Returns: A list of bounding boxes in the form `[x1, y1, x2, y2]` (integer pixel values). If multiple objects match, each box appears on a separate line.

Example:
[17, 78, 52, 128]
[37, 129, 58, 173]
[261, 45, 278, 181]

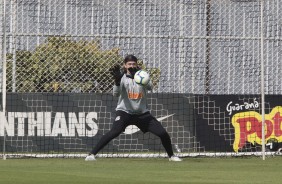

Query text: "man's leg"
[137, 113, 174, 157]
[90, 111, 130, 155]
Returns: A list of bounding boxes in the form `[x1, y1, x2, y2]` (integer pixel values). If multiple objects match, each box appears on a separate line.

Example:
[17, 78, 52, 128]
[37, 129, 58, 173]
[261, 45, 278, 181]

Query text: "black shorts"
[112, 110, 165, 133]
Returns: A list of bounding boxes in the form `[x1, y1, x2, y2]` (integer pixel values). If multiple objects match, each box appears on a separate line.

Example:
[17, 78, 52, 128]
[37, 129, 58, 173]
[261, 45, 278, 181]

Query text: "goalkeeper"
[85, 55, 182, 162]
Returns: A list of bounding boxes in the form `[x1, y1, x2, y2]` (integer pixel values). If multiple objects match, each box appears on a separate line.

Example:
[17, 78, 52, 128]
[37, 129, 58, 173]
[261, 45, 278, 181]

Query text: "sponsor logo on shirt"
[128, 92, 143, 99]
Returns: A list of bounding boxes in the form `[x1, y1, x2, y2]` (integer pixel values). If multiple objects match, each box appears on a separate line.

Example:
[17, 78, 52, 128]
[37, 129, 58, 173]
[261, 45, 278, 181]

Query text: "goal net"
[1, 0, 282, 158]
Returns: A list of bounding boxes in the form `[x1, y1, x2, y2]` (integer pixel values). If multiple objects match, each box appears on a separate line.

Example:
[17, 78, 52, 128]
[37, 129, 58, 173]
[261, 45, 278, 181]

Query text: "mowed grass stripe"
[0, 157, 281, 184]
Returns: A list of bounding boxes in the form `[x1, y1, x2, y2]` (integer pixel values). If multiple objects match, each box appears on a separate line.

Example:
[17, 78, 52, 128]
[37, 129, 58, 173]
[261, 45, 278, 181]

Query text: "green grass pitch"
[0, 156, 281, 184]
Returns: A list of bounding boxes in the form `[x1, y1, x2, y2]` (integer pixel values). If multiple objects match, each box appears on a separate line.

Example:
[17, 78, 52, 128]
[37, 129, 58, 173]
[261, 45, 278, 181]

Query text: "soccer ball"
[134, 70, 150, 85]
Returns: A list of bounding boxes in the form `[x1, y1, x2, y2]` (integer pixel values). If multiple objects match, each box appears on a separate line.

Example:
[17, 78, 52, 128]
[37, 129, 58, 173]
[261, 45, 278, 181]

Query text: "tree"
[6, 36, 160, 93]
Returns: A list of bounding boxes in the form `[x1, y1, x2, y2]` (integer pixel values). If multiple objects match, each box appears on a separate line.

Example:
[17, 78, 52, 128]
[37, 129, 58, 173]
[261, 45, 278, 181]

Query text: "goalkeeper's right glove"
[110, 64, 123, 86]
[127, 66, 141, 78]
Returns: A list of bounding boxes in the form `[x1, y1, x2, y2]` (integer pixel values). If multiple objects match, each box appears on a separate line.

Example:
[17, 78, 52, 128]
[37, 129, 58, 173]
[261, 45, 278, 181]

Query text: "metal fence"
[0, 0, 281, 94]
[1, 0, 282, 159]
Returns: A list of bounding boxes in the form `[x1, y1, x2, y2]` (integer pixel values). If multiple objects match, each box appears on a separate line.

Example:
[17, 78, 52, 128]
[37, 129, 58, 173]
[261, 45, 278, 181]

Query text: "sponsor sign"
[1, 93, 281, 153]
[193, 95, 282, 152]
[0, 93, 193, 152]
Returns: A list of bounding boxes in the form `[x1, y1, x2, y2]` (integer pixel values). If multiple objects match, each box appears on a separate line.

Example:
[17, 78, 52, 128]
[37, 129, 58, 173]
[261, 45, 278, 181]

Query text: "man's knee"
[156, 129, 170, 139]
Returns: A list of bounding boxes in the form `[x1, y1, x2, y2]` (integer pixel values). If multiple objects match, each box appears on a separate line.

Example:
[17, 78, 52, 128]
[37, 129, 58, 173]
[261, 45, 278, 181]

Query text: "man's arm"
[113, 84, 122, 97]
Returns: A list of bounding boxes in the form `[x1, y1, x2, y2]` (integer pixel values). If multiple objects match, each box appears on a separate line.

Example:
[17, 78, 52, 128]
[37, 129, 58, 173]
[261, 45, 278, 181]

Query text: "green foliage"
[6, 50, 34, 92]
[6, 36, 160, 92]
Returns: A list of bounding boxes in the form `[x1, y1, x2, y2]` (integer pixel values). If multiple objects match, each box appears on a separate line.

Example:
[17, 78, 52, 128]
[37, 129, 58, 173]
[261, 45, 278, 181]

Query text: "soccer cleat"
[85, 154, 96, 161]
[169, 155, 182, 162]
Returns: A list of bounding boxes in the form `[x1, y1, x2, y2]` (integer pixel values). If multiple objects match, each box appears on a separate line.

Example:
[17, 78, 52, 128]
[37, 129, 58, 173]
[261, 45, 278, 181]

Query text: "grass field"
[0, 156, 282, 184]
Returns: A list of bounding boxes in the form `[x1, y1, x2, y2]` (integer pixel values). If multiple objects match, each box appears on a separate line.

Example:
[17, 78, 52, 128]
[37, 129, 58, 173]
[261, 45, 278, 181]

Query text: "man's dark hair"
[124, 55, 138, 63]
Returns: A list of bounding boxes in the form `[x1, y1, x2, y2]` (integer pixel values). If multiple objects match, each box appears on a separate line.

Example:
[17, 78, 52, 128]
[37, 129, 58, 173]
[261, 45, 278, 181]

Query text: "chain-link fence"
[1, 0, 282, 158]
[0, 0, 280, 94]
